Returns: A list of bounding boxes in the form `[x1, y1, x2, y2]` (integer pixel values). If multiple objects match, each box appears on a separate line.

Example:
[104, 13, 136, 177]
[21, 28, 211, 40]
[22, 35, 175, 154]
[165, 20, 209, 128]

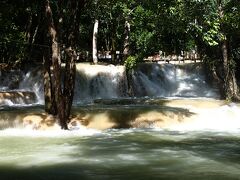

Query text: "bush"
[124, 56, 137, 70]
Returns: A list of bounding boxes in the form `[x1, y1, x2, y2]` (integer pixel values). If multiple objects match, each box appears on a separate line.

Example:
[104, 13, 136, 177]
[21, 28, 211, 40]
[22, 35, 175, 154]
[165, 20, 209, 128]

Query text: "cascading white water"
[131, 63, 219, 98]
[73, 62, 219, 101]
[0, 69, 40, 106]
[1, 64, 240, 180]
[73, 64, 128, 104]
[0, 62, 220, 106]
[19, 67, 44, 104]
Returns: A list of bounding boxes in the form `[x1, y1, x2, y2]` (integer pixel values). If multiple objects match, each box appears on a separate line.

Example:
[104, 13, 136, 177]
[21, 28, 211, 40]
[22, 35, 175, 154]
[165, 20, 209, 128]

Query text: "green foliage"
[0, 0, 29, 64]
[1, 0, 239, 70]
[129, 4, 157, 58]
[124, 55, 137, 70]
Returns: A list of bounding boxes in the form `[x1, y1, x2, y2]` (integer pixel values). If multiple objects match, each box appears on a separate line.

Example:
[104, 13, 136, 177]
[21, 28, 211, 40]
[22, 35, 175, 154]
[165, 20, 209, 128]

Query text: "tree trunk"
[64, 47, 76, 123]
[109, 20, 116, 63]
[92, 19, 99, 64]
[111, 34, 116, 63]
[51, 41, 68, 129]
[43, 48, 56, 115]
[44, 0, 68, 129]
[123, 20, 130, 61]
[25, 12, 33, 43]
[219, 2, 240, 101]
[222, 39, 240, 101]
[126, 69, 134, 97]
[63, 0, 84, 123]
[43, 0, 86, 129]
[41, 2, 55, 114]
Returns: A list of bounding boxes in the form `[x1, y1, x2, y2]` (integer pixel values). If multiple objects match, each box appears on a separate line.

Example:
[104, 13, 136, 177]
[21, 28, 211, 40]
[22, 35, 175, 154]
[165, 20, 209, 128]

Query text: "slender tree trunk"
[42, 0, 56, 115]
[64, 47, 76, 122]
[222, 39, 240, 101]
[92, 19, 99, 64]
[52, 41, 67, 129]
[43, 48, 56, 114]
[63, 0, 84, 123]
[221, 37, 230, 98]
[111, 29, 116, 63]
[126, 69, 134, 97]
[45, 0, 68, 129]
[32, 25, 39, 44]
[123, 20, 130, 61]
[219, 2, 240, 101]
[43, 0, 86, 129]
[25, 12, 33, 43]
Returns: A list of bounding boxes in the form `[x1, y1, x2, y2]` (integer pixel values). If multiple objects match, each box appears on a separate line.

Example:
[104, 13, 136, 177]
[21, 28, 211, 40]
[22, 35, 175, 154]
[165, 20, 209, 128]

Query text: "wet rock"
[0, 91, 37, 105]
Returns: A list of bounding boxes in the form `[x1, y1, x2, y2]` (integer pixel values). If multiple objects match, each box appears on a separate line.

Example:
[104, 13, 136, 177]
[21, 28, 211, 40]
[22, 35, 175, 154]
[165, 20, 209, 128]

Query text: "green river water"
[1, 63, 240, 179]
[0, 121, 240, 179]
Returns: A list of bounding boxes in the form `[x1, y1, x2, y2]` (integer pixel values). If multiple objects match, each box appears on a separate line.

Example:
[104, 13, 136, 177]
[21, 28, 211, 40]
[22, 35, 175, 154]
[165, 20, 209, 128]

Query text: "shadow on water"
[181, 135, 240, 164]
[72, 98, 195, 129]
[1, 165, 237, 180]
[0, 165, 209, 180]
[107, 106, 193, 128]
[0, 64, 233, 179]
[0, 133, 240, 180]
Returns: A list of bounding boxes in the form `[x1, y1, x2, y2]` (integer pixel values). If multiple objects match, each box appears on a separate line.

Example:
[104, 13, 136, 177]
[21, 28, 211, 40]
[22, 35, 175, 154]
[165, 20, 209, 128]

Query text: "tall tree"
[92, 19, 99, 64]
[184, 0, 240, 100]
[43, 0, 86, 129]
[218, 0, 240, 100]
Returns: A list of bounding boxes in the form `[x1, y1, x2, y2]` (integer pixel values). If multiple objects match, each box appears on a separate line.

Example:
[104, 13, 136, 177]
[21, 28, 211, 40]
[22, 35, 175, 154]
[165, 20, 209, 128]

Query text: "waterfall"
[0, 68, 41, 106]
[73, 64, 128, 104]
[19, 67, 44, 104]
[131, 63, 219, 98]
[0, 63, 220, 106]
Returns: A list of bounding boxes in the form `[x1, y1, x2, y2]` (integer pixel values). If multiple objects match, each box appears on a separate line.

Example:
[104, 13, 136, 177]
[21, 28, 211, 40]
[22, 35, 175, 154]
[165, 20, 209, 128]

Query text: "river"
[0, 63, 239, 180]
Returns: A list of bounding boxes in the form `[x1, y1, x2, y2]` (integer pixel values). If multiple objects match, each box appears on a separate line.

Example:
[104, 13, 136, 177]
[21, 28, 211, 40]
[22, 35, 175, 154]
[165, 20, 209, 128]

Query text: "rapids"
[0, 62, 219, 106]
[0, 128, 240, 180]
[0, 62, 240, 179]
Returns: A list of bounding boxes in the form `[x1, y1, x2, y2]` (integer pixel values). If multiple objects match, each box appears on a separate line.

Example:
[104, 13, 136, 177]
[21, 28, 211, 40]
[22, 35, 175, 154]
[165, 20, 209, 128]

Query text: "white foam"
[168, 104, 240, 132]
[0, 126, 101, 138]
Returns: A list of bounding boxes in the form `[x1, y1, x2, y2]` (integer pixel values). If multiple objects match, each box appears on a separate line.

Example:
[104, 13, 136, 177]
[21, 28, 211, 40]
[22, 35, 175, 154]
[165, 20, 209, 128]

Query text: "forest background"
[0, 0, 239, 129]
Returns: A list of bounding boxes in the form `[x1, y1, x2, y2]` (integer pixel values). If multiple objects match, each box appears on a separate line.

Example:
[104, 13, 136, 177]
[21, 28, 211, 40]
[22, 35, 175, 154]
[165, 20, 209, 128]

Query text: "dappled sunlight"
[1, 0, 240, 179]
[0, 129, 240, 179]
